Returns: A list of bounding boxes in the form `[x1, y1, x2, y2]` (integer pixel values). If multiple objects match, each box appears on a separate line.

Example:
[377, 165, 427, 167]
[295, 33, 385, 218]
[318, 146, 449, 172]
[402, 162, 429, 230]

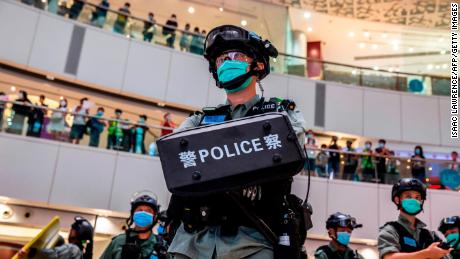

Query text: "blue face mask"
[446, 233, 460, 250]
[401, 198, 422, 215]
[217, 60, 252, 93]
[365, 144, 371, 149]
[378, 143, 385, 148]
[139, 118, 145, 124]
[415, 149, 421, 155]
[133, 211, 154, 228]
[336, 231, 351, 246]
[96, 111, 104, 117]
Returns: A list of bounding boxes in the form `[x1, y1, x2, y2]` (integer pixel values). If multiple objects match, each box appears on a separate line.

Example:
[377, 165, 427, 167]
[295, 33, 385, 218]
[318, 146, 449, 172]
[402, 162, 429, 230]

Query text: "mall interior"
[0, 0, 458, 258]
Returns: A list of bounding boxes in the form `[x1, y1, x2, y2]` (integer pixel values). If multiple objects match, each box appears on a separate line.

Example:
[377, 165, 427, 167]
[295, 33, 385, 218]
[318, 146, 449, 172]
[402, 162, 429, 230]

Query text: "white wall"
[0, 0, 457, 149]
[1, 133, 459, 244]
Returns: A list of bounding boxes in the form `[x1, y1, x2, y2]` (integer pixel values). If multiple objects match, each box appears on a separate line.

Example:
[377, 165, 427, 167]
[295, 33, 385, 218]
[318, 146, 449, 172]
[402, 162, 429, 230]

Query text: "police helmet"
[204, 25, 278, 83]
[71, 216, 94, 242]
[438, 216, 460, 234]
[130, 190, 160, 215]
[391, 178, 427, 204]
[326, 212, 362, 230]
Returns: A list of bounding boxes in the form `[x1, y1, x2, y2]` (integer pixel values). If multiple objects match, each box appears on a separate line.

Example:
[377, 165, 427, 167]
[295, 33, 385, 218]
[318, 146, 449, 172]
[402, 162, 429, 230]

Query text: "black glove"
[121, 243, 141, 259]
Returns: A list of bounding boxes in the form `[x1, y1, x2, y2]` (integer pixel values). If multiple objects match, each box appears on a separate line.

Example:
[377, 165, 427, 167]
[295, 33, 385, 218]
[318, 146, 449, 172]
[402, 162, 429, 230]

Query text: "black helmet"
[204, 25, 278, 84]
[391, 178, 427, 204]
[71, 216, 94, 242]
[130, 194, 160, 214]
[438, 216, 460, 234]
[326, 212, 362, 230]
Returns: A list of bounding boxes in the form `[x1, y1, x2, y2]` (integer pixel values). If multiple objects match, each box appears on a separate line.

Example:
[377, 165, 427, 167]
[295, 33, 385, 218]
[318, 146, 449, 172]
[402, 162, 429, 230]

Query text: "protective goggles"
[443, 216, 460, 225]
[215, 51, 252, 67]
[336, 218, 362, 229]
[205, 26, 252, 49]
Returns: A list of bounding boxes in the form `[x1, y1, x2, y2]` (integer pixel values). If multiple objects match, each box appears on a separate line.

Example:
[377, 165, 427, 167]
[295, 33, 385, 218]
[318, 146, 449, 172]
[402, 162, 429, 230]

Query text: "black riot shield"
[156, 112, 306, 196]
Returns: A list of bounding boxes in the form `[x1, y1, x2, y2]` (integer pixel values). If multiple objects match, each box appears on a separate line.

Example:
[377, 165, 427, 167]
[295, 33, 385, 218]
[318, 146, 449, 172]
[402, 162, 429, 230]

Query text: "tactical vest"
[384, 221, 434, 253]
[315, 245, 359, 259]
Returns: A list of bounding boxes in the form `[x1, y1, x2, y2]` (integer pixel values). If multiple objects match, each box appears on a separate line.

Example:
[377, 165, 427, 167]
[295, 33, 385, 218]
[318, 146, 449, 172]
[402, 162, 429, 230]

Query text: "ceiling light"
[438, 38, 444, 42]
[10, 86, 16, 92]
[363, 31, 370, 38]
[219, 7, 224, 12]
[371, 44, 378, 49]
[381, 33, 388, 38]
[442, 64, 448, 69]
[307, 27, 313, 32]
[348, 32, 355, 38]
[392, 45, 399, 51]
[351, 69, 357, 75]
[303, 12, 311, 19]
[435, 65, 441, 69]
[188, 6, 195, 14]
[408, 47, 414, 52]
[427, 64, 434, 70]
[440, 50, 447, 55]
[388, 67, 394, 72]
[373, 66, 379, 71]
[358, 43, 366, 49]
[59, 96, 64, 100]
[241, 20, 247, 26]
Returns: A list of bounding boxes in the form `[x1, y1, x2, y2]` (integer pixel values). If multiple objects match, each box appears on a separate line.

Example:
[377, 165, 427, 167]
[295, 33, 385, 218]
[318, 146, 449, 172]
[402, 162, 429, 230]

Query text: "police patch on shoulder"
[403, 236, 417, 247]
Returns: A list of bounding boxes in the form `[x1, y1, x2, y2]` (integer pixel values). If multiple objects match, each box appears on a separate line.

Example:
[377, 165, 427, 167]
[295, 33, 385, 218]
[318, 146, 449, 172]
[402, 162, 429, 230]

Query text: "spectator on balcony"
[120, 118, 133, 151]
[449, 151, 459, 171]
[143, 12, 156, 42]
[131, 115, 150, 154]
[304, 130, 317, 173]
[343, 140, 358, 181]
[27, 94, 48, 138]
[163, 14, 178, 48]
[179, 23, 191, 52]
[57, 1, 69, 17]
[316, 144, 329, 178]
[47, 0, 59, 14]
[375, 139, 391, 184]
[91, 0, 110, 28]
[113, 2, 131, 35]
[411, 145, 426, 183]
[190, 27, 202, 55]
[199, 29, 207, 54]
[69, 98, 90, 145]
[361, 141, 375, 183]
[386, 150, 400, 185]
[328, 136, 340, 178]
[68, 0, 84, 20]
[161, 112, 175, 136]
[0, 92, 8, 130]
[88, 107, 107, 147]
[107, 108, 123, 150]
[8, 90, 32, 135]
[48, 98, 68, 141]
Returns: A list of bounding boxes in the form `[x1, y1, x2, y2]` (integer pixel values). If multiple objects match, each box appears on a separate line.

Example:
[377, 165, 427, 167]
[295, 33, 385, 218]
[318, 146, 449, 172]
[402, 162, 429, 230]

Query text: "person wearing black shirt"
[375, 139, 391, 184]
[328, 136, 340, 179]
[163, 14, 178, 48]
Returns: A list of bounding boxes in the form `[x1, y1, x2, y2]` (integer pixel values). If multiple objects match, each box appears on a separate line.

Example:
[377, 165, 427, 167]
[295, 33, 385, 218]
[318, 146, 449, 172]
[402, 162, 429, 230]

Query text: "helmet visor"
[336, 217, 362, 229]
[443, 216, 460, 225]
[205, 26, 249, 51]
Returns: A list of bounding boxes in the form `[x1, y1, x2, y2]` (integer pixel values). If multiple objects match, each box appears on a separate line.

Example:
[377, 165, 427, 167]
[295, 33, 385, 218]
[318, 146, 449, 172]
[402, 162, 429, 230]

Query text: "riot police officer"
[166, 25, 307, 259]
[439, 216, 460, 258]
[378, 178, 452, 259]
[314, 212, 363, 259]
[100, 191, 169, 259]
[19, 216, 94, 259]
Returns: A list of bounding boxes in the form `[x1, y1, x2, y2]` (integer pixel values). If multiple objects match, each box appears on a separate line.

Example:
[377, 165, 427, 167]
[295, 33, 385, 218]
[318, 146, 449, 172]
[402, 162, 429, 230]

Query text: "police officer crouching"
[378, 178, 453, 259]
[315, 212, 363, 259]
[100, 192, 169, 259]
[19, 216, 94, 259]
[166, 25, 308, 259]
[439, 216, 460, 258]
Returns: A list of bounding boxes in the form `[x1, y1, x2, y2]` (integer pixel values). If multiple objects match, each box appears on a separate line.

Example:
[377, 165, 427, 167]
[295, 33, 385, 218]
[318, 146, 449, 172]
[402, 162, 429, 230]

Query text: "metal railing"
[15, 0, 451, 97]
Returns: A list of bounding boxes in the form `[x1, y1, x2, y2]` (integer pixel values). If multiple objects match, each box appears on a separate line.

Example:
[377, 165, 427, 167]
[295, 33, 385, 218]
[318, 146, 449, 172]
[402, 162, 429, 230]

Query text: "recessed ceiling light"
[241, 20, 247, 26]
[363, 31, 370, 38]
[188, 6, 195, 14]
[371, 44, 378, 49]
[435, 65, 441, 69]
[358, 43, 366, 49]
[381, 33, 388, 38]
[348, 32, 355, 38]
[303, 12, 311, 19]
[442, 64, 448, 69]
[408, 47, 414, 52]
[440, 50, 447, 55]
[219, 7, 224, 12]
[373, 66, 379, 71]
[10, 86, 16, 92]
[388, 67, 394, 72]
[438, 38, 444, 42]
[351, 69, 357, 75]
[307, 27, 313, 32]
[427, 64, 434, 70]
